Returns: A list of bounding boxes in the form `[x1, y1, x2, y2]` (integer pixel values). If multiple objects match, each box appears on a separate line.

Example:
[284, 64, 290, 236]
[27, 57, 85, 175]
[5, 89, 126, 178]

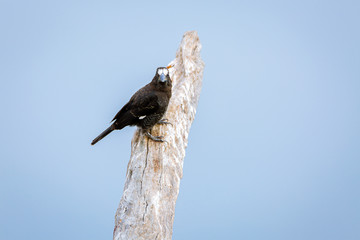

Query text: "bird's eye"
[164, 69, 168, 75]
[157, 69, 162, 75]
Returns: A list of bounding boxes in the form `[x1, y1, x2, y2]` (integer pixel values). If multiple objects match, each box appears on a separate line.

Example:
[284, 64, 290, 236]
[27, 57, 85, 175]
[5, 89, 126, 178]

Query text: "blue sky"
[1, 0, 359, 239]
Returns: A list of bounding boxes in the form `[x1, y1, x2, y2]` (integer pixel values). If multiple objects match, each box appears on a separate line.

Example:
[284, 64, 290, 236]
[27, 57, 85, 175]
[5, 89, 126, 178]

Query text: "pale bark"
[113, 31, 204, 240]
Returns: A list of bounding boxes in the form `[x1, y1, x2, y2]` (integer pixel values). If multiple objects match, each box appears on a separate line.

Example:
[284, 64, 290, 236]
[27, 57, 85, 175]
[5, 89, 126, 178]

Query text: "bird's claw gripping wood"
[157, 119, 173, 126]
[144, 131, 166, 143]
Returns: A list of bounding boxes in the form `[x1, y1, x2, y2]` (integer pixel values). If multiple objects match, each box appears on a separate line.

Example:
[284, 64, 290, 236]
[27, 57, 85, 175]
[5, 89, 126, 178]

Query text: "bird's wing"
[111, 101, 130, 122]
[112, 92, 159, 122]
[129, 93, 160, 118]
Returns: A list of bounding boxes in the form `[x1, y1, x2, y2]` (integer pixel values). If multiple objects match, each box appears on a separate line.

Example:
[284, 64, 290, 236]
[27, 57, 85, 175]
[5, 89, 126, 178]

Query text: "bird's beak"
[160, 73, 166, 82]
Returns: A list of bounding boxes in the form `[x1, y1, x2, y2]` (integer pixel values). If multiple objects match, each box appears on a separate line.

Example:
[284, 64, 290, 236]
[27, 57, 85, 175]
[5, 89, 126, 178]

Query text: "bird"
[91, 66, 173, 145]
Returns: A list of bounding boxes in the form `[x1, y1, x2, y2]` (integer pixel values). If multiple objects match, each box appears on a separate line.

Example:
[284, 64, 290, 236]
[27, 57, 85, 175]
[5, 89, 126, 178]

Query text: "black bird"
[91, 66, 172, 145]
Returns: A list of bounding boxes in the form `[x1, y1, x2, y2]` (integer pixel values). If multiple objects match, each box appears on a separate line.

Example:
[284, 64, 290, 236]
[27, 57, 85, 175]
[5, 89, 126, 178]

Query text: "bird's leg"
[157, 119, 173, 126]
[144, 130, 166, 142]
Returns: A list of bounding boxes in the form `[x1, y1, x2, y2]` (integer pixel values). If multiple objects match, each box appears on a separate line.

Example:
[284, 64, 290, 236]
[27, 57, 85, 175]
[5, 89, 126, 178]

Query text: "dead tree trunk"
[113, 31, 204, 240]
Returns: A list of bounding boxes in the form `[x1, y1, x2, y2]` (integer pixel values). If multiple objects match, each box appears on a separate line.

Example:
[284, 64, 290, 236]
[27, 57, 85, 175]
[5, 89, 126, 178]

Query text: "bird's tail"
[91, 125, 115, 145]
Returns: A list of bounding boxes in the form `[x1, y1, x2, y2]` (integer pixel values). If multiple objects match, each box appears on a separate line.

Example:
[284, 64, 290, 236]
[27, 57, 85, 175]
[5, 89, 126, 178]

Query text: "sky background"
[1, 0, 360, 239]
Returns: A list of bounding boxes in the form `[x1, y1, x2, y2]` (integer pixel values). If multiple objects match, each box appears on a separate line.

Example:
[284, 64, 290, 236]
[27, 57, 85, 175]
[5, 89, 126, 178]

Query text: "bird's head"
[153, 66, 172, 88]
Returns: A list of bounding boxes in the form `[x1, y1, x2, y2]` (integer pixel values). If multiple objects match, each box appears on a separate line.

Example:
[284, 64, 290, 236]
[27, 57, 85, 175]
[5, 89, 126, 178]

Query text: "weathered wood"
[113, 31, 204, 240]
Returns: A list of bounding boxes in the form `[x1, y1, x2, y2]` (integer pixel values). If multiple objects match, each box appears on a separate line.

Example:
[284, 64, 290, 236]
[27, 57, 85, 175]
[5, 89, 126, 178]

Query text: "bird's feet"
[144, 131, 166, 142]
[157, 119, 173, 126]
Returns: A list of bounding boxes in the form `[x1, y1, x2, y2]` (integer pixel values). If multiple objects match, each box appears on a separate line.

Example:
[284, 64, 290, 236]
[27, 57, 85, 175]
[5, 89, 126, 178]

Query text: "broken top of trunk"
[113, 31, 204, 240]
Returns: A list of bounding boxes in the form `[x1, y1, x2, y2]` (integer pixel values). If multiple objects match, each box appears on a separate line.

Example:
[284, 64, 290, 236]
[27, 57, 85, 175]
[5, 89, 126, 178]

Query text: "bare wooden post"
[113, 31, 204, 240]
